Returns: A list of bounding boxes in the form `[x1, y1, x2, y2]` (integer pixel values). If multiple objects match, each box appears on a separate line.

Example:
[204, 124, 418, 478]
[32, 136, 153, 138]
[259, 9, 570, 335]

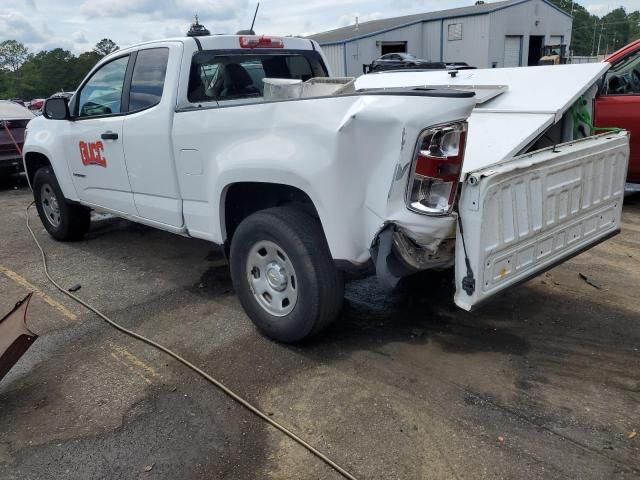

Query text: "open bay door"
[454, 132, 629, 311]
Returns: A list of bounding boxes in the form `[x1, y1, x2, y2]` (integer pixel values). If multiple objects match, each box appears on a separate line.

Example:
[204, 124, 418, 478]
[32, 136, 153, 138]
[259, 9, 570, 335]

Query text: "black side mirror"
[43, 97, 70, 120]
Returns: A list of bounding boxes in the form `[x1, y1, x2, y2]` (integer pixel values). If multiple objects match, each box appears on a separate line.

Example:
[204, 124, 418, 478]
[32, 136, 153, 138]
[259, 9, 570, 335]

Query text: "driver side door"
[595, 48, 640, 183]
[64, 54, 137, 215]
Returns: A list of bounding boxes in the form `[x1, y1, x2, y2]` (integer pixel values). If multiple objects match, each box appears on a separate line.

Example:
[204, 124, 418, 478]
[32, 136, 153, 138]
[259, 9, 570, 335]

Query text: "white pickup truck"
[24, 34, 629, 343]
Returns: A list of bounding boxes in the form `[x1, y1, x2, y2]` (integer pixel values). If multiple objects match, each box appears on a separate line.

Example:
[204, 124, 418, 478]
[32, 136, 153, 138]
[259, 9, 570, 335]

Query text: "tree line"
[1, 0, 640, 99]
[549, 1, 640, 56]
[0, 39, 118, 101]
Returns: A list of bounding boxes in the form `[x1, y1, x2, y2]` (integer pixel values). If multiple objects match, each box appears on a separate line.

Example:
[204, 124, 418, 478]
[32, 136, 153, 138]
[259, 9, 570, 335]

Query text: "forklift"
[539, 44, 568, 65]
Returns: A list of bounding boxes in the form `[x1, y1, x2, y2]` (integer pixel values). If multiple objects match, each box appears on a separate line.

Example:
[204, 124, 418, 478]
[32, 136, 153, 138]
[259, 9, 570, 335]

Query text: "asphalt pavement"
[1, 176, 639, 479]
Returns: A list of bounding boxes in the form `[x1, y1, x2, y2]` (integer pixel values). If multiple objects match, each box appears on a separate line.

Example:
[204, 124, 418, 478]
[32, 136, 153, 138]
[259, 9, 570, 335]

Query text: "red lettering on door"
[79, 140, 107, 167]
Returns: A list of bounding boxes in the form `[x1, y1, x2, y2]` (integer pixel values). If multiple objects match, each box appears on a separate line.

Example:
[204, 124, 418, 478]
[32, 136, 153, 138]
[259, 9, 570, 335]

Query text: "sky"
[2, 0, 640, 54]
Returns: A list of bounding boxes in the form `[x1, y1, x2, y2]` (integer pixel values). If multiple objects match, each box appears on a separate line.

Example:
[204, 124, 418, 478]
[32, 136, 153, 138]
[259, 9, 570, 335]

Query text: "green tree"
[550, 1, 640, 56]
[0, 40, 28, 72]
[93, 38, 119, 57]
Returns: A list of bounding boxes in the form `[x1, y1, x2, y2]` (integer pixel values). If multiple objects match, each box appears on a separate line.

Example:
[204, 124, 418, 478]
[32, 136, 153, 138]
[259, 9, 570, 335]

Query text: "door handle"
[101, 131, 118, 140]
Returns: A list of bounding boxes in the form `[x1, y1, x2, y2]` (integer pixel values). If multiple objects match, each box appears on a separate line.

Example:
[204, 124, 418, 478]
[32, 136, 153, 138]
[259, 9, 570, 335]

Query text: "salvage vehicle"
[367, 53, 444, 73]
[0, 100, 34, 177]
[596, 38, 640, 187]
[23, 34, 630, 343]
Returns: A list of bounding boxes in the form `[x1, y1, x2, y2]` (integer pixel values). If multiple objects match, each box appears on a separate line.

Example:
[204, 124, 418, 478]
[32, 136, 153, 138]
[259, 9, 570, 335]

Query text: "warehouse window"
[448, 23, 463, 41]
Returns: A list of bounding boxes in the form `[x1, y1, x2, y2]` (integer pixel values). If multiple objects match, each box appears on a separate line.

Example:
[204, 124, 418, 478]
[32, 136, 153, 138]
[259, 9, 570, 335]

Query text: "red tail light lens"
[239, 36, 284, 49]
[406, 122, 467, 215]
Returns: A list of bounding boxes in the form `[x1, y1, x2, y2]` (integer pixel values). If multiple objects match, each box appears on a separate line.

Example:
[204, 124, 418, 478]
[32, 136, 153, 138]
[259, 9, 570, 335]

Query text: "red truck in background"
[595, 39, 640, 185]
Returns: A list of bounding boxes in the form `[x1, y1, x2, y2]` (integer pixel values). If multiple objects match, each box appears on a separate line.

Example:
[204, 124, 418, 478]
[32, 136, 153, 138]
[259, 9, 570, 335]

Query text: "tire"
[33, 166, 90, 241]
[230, 206, 344, 343]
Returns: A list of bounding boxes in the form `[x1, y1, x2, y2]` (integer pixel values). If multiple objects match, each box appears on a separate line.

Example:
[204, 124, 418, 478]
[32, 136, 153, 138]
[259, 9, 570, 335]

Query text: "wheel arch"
[221, 182, 326, 251]
[24, 152, 51, 187]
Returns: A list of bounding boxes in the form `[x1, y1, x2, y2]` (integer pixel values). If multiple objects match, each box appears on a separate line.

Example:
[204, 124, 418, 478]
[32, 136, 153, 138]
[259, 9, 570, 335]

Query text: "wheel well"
[223, 183, 320, 243]
[24, 152, 51, 185]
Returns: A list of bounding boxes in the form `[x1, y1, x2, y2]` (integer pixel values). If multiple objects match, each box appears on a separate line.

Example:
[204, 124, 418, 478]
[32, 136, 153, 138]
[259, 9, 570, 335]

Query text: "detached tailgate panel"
[455, 132, 629, 311]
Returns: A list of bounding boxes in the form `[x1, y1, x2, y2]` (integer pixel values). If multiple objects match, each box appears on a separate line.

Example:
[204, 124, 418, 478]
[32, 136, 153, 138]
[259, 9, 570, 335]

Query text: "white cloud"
[3, 0, 640, 54]
[0, 10, 45, 44]
[72, 30, 88, 43]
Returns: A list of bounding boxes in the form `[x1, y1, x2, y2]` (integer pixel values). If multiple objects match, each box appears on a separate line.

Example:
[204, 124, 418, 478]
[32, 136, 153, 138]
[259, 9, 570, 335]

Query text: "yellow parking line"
[0, 264, 77, 321]
[109, 343, 159, 381]
[109, 352, 153, 385]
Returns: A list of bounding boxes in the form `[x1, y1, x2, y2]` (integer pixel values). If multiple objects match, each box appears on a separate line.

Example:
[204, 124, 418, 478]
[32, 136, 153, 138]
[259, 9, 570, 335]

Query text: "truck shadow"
[307, 274, 532, 357]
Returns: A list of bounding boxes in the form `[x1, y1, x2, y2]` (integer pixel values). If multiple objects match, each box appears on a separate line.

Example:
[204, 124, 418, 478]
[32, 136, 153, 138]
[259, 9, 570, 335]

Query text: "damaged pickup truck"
[23, 34, 629, 342]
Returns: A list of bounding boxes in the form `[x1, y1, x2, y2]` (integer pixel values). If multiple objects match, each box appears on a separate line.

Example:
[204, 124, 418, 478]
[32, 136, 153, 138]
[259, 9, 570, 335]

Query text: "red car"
[595, 39, 640, 185]
[0, 100, 34, 177]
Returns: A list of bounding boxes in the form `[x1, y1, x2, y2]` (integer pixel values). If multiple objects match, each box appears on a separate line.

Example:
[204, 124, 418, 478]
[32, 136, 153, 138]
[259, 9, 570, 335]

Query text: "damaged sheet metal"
[0, 293, 38, 381]
[374, 223, 456, 290]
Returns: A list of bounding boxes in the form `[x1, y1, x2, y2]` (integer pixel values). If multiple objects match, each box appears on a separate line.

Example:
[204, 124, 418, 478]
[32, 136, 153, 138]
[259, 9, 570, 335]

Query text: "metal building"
[309, 0, 573, 76]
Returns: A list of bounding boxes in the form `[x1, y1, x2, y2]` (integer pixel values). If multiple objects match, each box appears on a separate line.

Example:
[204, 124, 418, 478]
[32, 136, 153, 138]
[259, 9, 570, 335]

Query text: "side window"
[129, 48, 169, 111]
[605, 50, 640, 95]
[77, 56, 129, 117]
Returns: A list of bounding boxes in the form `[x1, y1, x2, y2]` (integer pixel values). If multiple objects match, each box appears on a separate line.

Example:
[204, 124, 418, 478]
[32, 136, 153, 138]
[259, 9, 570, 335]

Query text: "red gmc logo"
[79, 141, 107, 167]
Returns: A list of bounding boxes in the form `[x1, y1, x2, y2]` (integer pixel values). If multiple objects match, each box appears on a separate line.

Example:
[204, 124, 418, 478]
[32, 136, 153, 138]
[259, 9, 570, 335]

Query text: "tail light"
[239, 36, 284, 49]
[406, 122, 467, 215]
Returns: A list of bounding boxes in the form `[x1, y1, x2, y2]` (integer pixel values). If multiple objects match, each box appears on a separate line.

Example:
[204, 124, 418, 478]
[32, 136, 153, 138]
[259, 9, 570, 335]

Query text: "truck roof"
[111, 35, 319, 57]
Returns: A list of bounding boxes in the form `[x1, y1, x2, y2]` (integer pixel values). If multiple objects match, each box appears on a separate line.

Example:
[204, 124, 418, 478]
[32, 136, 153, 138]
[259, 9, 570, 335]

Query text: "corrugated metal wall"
[345, 23, 424, 76]
[318, 0, 572, 75]
[423, 21, 441, 62]
[321, 44, 345, 76]
[489, 0, 573, 67]
[441, 14, 491, 67]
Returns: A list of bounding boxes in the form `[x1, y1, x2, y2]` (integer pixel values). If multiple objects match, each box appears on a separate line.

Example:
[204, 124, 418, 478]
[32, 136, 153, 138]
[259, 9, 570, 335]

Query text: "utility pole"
[591, 18, 597, 56]
[596, 19, 605, 57]
[611, 31, 616, 54]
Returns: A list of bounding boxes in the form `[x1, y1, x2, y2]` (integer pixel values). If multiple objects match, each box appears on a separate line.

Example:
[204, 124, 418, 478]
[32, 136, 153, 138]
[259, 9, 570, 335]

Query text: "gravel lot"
[1, 177, 639, 480]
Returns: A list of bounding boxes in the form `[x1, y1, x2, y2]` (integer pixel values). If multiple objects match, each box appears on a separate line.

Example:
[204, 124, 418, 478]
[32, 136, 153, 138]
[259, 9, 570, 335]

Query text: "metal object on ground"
[0, 293, 38, 381]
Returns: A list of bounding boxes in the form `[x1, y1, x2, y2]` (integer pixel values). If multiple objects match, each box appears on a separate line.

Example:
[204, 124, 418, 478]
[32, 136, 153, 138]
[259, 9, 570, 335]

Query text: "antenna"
[237, 3, 260, 35]
[250, 3, 260, 32]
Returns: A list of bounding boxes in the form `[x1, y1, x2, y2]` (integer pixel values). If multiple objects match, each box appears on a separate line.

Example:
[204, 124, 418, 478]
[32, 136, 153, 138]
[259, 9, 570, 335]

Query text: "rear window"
[188, 51, 328, 104]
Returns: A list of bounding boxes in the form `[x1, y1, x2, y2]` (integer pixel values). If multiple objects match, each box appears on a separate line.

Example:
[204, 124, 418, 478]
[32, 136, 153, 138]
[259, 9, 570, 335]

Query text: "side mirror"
[43, 97, 70, 120]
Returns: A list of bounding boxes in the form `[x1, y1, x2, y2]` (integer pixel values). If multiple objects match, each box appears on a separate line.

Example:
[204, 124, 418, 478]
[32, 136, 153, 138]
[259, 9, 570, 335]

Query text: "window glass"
[129, 48, 169, 111]
[78, 56, 129, 117]
[605, 51, 640, 95]
[188, 52, 328, 103]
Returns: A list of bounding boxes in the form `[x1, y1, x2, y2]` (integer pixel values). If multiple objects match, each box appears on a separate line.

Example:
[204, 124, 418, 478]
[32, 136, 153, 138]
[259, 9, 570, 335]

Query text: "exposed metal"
[0, 293, 37, 381]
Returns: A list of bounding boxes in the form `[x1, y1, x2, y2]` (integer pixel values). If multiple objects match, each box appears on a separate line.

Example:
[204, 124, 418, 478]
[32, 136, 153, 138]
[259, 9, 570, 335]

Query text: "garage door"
[504, 36, 522, 67]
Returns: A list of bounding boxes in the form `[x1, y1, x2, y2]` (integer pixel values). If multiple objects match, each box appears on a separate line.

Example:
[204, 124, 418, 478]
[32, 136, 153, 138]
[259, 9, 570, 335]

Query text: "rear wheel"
[230, 206, 343, 343]
[33, 167, 90, 241]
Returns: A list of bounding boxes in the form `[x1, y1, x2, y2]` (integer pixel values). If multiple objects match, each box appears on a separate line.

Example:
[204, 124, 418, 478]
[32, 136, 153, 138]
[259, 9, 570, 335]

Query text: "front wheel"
[230, 206, 344, 343]
[33, 166, 90, 241]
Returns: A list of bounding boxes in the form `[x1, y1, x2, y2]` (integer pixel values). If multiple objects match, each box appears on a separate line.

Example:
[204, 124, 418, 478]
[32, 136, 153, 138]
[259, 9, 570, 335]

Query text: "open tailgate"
[454, 131, 629, 311]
